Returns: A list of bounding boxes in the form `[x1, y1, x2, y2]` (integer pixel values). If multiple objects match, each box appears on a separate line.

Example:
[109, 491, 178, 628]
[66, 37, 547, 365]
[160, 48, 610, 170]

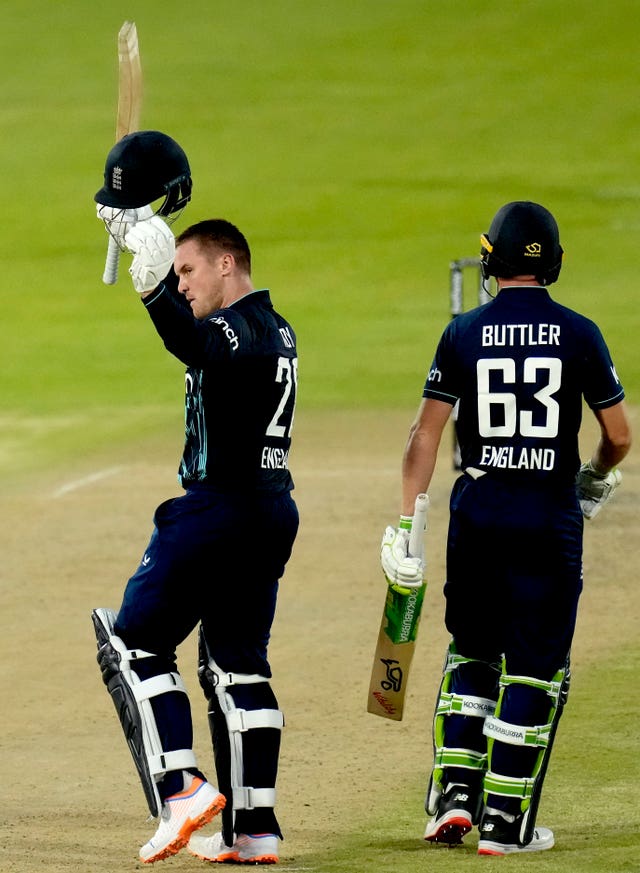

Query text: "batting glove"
[125, 216, 176, 293]
[97, 203, 154, 250]
[381, 517, 425, 589]
[575, 460, 622, 520]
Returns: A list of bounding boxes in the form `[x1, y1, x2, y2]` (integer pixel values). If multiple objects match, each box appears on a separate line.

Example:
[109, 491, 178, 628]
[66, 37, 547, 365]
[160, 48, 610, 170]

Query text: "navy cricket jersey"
[143, 283, 297, 493]
[424, 286, 624, 484]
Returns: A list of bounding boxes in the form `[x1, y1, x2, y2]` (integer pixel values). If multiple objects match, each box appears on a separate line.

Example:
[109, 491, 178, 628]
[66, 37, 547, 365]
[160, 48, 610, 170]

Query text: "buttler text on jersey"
[481, 323, 560, 347]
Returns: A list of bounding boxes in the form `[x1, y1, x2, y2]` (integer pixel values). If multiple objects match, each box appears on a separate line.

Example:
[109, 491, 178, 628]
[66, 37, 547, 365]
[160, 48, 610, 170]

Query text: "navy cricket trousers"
[114, 486, 299, 797]
[441, 473, 583, 812]
[444, 472, 583, 676]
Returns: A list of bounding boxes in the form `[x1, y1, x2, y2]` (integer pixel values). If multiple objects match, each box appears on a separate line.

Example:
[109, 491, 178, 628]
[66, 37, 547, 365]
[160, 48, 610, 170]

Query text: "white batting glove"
[125, 216, 175, 294]
[575, 461, 622, 520]
[381, 518, 425, 589]
[96, 203, 154, 250]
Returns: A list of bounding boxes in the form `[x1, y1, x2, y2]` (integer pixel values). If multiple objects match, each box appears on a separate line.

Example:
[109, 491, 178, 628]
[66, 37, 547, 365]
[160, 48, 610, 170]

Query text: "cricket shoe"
[477, 808, 554, 856]
[188, 831, 279, 864]
[424, 783, 477, 846]
[139, 776, 226, 864]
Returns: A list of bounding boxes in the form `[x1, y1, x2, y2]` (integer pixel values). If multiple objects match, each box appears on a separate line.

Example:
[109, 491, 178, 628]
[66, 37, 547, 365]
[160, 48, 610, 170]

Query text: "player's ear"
[219, 252, 235, 275]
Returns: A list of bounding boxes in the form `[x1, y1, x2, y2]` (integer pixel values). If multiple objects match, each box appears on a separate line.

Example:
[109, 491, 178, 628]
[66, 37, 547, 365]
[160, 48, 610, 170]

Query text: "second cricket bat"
[367, 493, 429, 721]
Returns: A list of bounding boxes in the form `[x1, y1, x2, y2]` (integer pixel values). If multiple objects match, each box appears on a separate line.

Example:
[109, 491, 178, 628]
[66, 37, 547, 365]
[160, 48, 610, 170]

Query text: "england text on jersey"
[261, 447, 290, 470]
[479, 444, 556, 471]
[481, 323, 560, 347]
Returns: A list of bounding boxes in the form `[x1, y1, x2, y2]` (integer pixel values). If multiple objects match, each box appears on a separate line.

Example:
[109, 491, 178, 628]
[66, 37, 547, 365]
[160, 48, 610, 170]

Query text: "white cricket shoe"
[139, 776, 225, 864]
[477, 809, 554, 856]
[188, 831, 279, 864]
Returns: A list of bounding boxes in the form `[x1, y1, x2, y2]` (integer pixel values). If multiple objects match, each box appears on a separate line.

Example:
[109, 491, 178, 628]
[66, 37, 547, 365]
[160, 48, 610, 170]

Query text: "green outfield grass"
[3, 0, 639, 447]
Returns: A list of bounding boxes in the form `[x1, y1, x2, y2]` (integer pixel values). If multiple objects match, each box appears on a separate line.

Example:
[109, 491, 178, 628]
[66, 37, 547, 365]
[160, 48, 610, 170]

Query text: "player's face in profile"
[174, 239, 226, 319]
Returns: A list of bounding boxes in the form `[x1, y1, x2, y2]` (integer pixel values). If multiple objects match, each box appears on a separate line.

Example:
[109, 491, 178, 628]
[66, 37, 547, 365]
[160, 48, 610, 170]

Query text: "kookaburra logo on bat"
[380, 658, 403, 692]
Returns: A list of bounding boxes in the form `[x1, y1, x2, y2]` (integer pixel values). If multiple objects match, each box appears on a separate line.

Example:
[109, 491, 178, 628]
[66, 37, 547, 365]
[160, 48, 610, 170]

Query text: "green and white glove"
[380, 516, 425, 589]
[125, 215, 175, 293]
[575, 461, 622, 520]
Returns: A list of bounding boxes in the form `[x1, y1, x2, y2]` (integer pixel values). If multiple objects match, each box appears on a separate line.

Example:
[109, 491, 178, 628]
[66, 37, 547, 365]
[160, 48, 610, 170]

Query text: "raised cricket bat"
[367, 493, 429, 720]
[102, 21, 142, 285]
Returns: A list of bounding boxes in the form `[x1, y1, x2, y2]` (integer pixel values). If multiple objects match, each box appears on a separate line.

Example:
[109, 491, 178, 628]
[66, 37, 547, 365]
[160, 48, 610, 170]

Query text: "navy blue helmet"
[95, 130, 192, 216]
[480, 201, 563, 285]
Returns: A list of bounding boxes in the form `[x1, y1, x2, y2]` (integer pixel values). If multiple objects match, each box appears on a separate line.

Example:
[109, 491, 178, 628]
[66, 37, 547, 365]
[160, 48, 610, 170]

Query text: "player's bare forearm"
[591, 401, 632, 472]
[402, 430, 437, 515]
[401, 398, 452, 515]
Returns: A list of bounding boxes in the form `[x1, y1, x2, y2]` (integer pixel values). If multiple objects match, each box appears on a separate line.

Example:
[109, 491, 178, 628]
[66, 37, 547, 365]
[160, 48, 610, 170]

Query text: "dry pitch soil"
[1, 407, 637, 872]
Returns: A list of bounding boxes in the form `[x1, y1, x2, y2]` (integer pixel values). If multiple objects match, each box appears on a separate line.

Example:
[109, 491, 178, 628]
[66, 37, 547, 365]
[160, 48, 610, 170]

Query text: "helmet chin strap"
[481, 275, 496, 299]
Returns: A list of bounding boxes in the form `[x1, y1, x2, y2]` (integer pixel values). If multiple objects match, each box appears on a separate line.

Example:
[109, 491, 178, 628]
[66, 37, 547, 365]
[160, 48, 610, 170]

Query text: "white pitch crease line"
[52, 466, 127, 498]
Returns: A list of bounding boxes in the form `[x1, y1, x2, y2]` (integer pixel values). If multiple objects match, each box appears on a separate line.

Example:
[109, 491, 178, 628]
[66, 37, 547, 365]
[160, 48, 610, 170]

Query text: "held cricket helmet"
[480, 201, 563, 286]
[94, 130, 192, 215]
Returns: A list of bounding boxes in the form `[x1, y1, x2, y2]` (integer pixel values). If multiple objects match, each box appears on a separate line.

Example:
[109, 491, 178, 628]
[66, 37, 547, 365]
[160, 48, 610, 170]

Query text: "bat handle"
[408, 493, 429, 558]
[103, 236, 121, 285]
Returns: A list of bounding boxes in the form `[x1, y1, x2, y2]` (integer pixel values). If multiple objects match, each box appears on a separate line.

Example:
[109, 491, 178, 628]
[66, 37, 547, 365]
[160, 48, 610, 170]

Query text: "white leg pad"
[92, 607, 197, 816]
[213, 682, 283, 811]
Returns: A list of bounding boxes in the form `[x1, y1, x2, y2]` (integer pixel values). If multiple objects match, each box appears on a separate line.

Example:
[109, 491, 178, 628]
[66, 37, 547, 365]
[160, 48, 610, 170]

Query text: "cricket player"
[92, 132, 299, 864]
[381, 201, 631, 854]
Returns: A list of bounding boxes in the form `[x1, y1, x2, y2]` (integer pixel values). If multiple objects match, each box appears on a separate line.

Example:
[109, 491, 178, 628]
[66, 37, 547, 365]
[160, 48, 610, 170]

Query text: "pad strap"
[437, 692, 496, 718]
[148, 749, 198, 776]
[233, 787, 277, 809]
[444, 651, 481, 672]
[484, 770, 535, 800]
[434, 747, 488, 771]
[106, 630, 156, 664]
[203, 662, 270, 687]
[483, 716, 552, 748]
[499, 672, 563, 701]
[226, 708, 285, 732]
[132, 672, 188, 701]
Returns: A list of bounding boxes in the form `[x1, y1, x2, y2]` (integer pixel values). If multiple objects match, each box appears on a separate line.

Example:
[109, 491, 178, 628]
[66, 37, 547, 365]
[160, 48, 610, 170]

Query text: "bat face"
[116, 21, 142, 141]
